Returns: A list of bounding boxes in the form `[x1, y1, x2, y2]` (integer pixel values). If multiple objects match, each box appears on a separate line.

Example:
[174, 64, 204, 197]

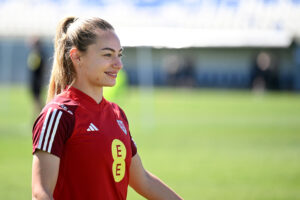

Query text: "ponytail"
[46, 16, 77, 103]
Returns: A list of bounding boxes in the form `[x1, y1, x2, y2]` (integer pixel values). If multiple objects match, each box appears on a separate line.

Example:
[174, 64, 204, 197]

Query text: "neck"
[72, 82, 103, 104]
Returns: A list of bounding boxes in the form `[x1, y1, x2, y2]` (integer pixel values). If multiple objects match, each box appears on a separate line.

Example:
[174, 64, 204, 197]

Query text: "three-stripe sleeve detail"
[38, 108, 52, 149]
[42, 109, 57, 151]
[48, 111, 63, 153]
[37, 108, 63, 153]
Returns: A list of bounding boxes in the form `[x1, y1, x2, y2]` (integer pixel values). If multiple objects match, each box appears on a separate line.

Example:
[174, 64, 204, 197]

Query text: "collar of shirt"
[65, 86, 107, 110]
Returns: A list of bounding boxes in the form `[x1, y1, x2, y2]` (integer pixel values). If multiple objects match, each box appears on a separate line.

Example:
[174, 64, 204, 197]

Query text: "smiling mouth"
[105, 72, 117, 78]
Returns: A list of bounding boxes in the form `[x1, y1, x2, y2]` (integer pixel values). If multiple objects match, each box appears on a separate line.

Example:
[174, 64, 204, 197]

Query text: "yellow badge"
[111, 139, 127, 182]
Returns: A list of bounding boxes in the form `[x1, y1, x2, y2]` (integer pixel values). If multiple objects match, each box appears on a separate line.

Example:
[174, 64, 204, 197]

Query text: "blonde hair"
[46, 16, 114, 103]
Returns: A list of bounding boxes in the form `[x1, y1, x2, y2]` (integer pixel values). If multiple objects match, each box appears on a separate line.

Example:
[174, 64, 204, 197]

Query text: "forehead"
[94, 29, 121, 50]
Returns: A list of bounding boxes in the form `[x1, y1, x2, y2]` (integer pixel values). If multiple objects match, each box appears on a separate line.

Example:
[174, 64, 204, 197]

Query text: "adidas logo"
[87, 123, 99, 132]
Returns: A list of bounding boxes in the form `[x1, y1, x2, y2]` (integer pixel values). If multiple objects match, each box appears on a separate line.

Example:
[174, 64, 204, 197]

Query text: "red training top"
[32, 86, 137, 200]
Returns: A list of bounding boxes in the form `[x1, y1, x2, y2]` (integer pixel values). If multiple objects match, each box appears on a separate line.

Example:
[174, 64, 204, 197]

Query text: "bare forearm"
[141, 171, 183, 200]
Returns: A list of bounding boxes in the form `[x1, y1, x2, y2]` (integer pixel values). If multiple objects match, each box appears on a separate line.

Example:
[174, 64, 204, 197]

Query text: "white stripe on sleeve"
[42, 109, 57, 151]
[38, 108, 52, 149]
[47, 111, 63, 153]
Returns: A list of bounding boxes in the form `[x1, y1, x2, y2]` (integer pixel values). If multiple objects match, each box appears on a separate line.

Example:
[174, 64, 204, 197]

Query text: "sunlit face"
[77, 29, 123, 89]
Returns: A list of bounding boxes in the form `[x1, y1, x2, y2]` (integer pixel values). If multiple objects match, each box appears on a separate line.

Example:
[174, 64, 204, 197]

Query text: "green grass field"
[0, 85, 300, 200]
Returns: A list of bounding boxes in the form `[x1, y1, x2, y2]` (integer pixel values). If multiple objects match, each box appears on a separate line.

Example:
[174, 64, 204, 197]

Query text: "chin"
[104, 82, 116, 87]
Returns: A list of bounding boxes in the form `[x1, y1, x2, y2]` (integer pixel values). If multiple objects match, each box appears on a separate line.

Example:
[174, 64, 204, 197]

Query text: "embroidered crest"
[117, 120, 127, 135]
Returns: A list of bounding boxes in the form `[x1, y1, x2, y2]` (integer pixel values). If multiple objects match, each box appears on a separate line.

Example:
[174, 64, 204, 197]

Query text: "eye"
[103, 54, 112, 57]
[118, 53, 123, 58]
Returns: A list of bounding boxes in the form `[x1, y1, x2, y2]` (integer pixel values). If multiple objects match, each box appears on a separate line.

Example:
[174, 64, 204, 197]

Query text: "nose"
[113, 57, 123, 70]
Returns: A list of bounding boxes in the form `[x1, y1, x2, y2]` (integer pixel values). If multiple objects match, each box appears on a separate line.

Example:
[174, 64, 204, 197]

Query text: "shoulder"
[108, 101, 128, 123]
[48, 92, 79, 115]
[33, 94, 78, 129]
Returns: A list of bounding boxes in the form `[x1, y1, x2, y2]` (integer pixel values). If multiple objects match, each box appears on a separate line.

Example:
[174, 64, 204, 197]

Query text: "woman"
[32, 16, 183, 200]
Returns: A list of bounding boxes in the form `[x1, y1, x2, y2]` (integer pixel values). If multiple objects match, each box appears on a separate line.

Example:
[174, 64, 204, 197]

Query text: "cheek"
[87, 62, 102, 75]
[85, 59, 107, 81]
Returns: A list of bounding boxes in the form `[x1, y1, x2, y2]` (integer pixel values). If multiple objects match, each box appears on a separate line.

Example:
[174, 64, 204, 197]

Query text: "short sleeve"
[129, 134, 137, 157]
[32, 106, 74, 158]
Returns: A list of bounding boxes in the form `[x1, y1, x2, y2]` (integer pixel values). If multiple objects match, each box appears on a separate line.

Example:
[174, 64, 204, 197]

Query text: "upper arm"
[129, 153, 150, 194]
[32, 150, 60, 199]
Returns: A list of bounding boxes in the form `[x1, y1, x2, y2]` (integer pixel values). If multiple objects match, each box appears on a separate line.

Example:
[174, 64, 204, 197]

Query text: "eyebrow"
[101, 47, 123, 52]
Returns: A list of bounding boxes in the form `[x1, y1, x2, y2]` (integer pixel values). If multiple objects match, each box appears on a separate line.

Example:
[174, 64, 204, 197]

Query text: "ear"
[70, 48, 81, 66]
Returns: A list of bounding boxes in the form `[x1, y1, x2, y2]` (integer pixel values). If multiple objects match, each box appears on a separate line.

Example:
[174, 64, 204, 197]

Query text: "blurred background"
[0, 0, 300, 199]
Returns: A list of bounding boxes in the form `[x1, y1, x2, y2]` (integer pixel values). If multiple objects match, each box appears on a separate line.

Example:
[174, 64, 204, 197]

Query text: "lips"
[105, 72, 117, 78]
